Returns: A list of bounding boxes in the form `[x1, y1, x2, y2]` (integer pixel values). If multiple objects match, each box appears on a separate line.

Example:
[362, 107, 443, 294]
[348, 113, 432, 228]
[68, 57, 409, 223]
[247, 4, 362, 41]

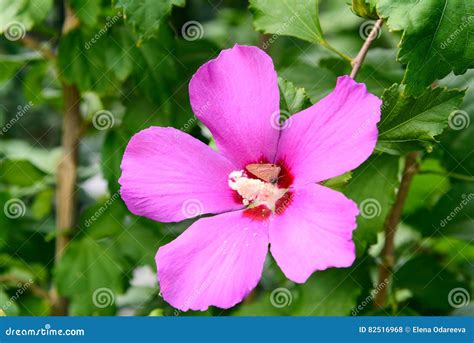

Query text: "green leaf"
[350, 0, 378, 19]
[0, 0, 52, 33]
[407, 183, 474, 241]
[22, 62, 62, 107]
[322, 171, 352, 192]
[101, 129, 128, 195]
[234, 289, 297, 316]
[115, 0, 185, 42]
[293, 267, 366, 315]
[69, 0, 101, 27]
[280, 62, 339, 103]
[281, 49, 403, 103]
[55, 236, 124, 315]
[278, 77, 312, 114]
[319, 48, 405, 97]
[429, 237, 474, 268]
[403, 159, 450, 215]
[394, 255, 469, 311]
[250, 0, 324, 43]
[18, 295, 51, 316]
[31, 188, 54, 220]
[0, 140, 61, 175]
[0, 290, 20, 316]
[235, 266, 367, 316]
[202, 9, 259, 47]
[148, 308, 164, 316]
[0, 53, 42, 86]
[344, 154, 400, 249]
[58, 27, 135, 94]
[113, 221, 160, 267]
[127, 30, 177, 105]
[58, 29, 127, 93]
[376, 84, 465, 155]
[79, 196, 125, 238]
[378, 0, 474, 95]
[82, 197, 160, 267]
[0, 193, 10, 247]
[438, 70, 474, 175]
[0, 160, 46, 186]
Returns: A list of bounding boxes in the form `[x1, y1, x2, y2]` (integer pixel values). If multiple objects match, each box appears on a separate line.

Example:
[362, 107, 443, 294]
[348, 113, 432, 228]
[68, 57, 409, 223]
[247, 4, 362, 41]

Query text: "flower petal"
[156, 211, 269, 311]
[189, 44, 280, 167]
[119, 127, 242, 223]
[269, 183, 358, 283]
[276, 76, 382, 185]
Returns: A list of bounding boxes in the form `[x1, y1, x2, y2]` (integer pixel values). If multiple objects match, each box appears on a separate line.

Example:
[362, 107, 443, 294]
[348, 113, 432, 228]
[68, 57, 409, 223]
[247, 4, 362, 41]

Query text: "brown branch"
[20, 35, 56, 61]
[0, 275, 51, 301]
[350, 19, 383, 79]
[374, 152, 419, 308]
[50, 0, 82, 316]
[62, 1, 80, 34]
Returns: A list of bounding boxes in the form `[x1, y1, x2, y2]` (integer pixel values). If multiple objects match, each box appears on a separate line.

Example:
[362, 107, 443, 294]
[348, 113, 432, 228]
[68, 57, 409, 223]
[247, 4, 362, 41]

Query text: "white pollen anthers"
[228, 170, 286, 210]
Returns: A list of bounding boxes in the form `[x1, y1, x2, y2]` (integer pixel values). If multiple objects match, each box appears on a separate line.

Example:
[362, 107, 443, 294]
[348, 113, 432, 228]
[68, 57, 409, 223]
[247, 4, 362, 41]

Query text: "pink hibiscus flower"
[119, 44, 381, 311]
